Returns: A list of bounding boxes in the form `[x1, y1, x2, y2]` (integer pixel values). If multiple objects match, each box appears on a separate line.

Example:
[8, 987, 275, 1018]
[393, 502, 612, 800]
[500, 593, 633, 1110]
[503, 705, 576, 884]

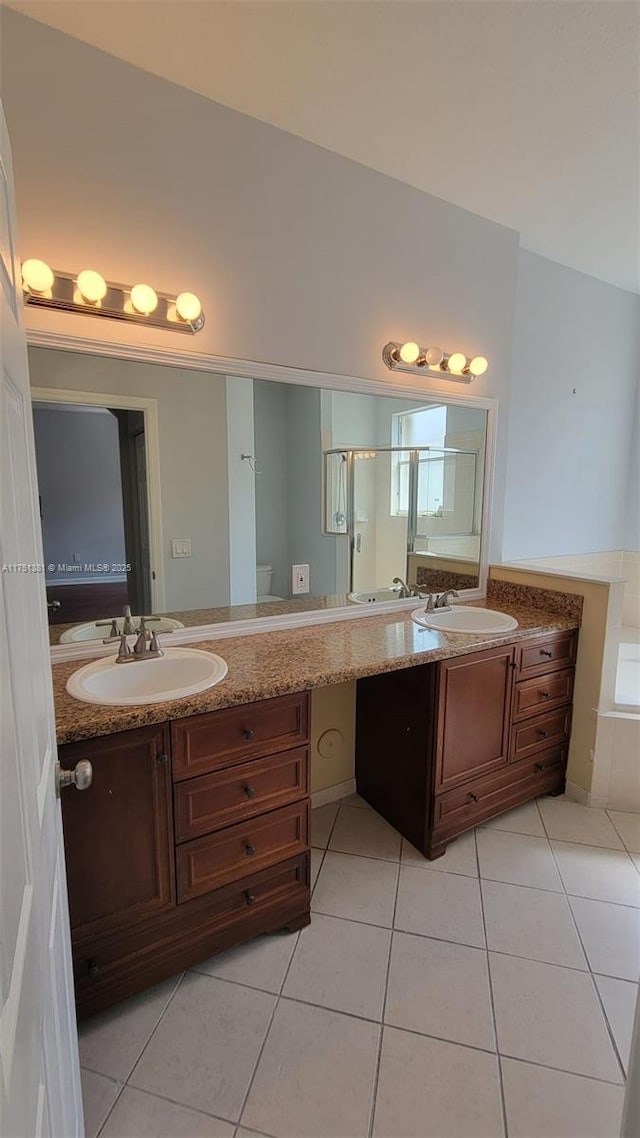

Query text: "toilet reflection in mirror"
[28, 346, 489, 646]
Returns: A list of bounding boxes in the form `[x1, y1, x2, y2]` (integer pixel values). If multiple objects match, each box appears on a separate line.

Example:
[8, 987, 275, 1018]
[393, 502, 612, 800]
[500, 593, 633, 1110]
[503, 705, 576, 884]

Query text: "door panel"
[435, 645, 515, 791]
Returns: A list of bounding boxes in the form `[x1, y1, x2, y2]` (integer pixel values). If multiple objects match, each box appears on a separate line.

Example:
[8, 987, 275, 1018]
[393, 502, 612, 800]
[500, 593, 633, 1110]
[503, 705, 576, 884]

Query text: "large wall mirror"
[28, 346, 490, 648]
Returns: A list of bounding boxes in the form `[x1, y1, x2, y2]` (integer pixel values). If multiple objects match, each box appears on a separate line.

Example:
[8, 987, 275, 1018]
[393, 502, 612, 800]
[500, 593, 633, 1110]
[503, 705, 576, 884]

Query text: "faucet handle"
[424, 593, 436, 612]
[149, 631, 164, 657]
[115, 632, 133, 663]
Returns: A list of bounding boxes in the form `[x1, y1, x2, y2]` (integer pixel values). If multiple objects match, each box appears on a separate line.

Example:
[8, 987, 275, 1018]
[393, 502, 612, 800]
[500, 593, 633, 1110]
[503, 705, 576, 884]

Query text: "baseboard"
[311, 779, 356, 809]
[565, 780, 590, 806]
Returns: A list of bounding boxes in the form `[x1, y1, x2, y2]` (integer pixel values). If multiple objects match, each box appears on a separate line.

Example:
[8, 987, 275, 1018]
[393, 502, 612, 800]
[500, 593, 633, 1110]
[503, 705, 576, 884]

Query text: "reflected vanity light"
[383, 341, 488, 382]
[21, 261, 205, 334]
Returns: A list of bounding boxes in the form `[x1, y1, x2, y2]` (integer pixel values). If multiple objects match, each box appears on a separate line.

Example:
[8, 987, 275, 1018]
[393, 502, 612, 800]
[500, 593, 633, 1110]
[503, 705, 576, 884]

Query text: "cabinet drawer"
[510, 707, 572, 763]
[176, 801, 309, 903]
[516, 632, 577, 679]
[174, 747, 309, 842]
[171, 692, 310, 781]
[433, 747, 566, 839]
[72, 854, 310, 1013]
[513, 668, 574, 721]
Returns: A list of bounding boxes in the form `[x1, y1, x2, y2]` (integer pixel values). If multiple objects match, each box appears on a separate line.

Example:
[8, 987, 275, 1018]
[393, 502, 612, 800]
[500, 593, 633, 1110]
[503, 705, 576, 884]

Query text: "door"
[434, 645, 515, 791]
[0, 103, 83, 1137]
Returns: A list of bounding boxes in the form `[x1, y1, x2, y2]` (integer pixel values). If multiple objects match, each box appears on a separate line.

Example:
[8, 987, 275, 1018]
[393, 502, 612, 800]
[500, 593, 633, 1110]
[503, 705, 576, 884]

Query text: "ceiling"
[4, 0, 639, 292]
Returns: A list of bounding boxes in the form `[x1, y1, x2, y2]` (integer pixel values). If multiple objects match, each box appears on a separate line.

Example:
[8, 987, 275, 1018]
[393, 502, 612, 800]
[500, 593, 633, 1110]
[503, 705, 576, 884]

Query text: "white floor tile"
[490, 953, 622, 1082]
[482, 880, 587, 968]
[595, 974, 638, 1072]
[310, 802, 339, 848]
[100, 1087, 235, 1137]
[608, 810, 640, 853]
[395, 864, 485, 947]
[551, 841, 640, 906]
[329, 804, 401, 861]
[78, 974, 183, 1081]
[539, 798, 624, 849]
[476, 829, 562, 892]
[481, 800, 545, 837]
[373, 1026, 503, 1138]
[310, 847, 324, 890]
[192, 930, 298, 994]
[80, 1069, 121, 1138]
[312, 851, 398, 927]
[501, 1057, 624, 1138]
[569, 896, 640, 980]
[401, 830, 478, 877]
[342, 792, 372, 810]
[283, 912, 390, 1019]
[385, 932, 495, 1050]
[241, 999, 379, 1138]
[130, 973, 275, 1122]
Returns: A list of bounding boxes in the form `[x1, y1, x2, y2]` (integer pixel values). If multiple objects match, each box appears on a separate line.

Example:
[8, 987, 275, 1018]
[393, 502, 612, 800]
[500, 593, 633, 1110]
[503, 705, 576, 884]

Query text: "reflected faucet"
[392, 577, 411, 599]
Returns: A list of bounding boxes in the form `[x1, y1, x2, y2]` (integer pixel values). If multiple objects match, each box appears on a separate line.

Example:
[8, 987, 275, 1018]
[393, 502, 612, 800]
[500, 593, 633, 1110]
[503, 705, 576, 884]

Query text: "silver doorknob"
[56, 759, 93, 796]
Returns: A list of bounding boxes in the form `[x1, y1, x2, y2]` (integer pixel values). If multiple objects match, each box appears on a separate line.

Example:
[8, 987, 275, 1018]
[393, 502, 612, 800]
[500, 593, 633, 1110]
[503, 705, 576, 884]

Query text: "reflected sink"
[66, 647, 228, 706]
[60, 615, 185, 643]
[411, 605, 519, 634]
[349, 587, 403, 604]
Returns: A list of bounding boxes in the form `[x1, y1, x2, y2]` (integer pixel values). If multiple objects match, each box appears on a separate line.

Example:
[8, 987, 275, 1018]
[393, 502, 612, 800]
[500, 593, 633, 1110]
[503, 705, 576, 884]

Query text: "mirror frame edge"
[26, 328, 498, 664]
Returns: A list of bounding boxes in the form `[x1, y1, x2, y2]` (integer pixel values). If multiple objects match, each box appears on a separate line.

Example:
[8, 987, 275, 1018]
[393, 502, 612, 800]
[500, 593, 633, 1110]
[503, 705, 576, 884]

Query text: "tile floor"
[81, 794, 640, 1138]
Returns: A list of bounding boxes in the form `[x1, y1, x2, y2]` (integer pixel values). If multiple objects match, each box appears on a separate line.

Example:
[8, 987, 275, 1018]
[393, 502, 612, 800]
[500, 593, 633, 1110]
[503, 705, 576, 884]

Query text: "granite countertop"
[52, 587, 581, 746]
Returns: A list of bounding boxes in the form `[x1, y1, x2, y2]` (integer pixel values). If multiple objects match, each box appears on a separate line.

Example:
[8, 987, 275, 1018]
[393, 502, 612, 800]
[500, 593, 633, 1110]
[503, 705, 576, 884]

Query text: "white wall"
[33, 405, 126, 581]
[28, 348, 230, 611]
[1, 9, 519, 565]
[503, 250, 640, 561]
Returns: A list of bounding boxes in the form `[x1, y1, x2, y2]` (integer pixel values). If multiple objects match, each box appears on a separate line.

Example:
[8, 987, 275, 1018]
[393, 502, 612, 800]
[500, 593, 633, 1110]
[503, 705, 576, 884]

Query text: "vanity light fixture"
[21, 261, 205, 334]
[383, 341, 489, 383]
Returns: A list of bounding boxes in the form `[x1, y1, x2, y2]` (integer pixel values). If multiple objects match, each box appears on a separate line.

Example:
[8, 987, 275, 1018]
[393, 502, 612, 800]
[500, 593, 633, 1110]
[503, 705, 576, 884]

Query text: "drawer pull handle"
[535, 762, 546, 772]
[244, 891, 256, 906]
[540, 691, 551, 700]
[88, 958, 100, 979]
[243, 784, 256, 798]
[242, 728, 255, 741]
[468, 792, 480, 803]
[245, 843, 256, 856]
[540, 649, 553, 658]
[537, 729, 549, 738]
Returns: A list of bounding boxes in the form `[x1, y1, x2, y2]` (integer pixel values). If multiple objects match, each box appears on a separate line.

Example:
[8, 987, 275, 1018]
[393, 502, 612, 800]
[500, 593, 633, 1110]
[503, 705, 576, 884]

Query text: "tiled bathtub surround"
[80, 794, 637, 1138]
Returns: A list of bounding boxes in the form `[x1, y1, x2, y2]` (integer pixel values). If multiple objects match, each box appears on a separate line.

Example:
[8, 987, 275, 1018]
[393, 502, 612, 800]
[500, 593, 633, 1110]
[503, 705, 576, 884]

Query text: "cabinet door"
[59, 723, 175, 942]
[435, 645, 515, 791]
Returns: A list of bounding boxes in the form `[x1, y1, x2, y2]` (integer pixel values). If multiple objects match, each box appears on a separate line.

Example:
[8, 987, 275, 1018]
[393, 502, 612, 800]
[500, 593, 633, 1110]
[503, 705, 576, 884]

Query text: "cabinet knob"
[156, 752, 169, 767]
[243, 784, 256, 798]
[87, 958, 100, 979]
[245, 843, 256, 857]
[537, 729, 549, 738]
[535, 762, 545, 772]
[242, 728, 255, 741]
[468, 792, 480, 803]
[244, 891, 256, 906]
[540, 691, 551, 700]
[540, 649, 553, 659]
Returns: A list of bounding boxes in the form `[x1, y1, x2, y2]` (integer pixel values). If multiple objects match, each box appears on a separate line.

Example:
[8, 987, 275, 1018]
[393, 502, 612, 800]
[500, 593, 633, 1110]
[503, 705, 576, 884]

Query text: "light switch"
[171, 538, 192, 558]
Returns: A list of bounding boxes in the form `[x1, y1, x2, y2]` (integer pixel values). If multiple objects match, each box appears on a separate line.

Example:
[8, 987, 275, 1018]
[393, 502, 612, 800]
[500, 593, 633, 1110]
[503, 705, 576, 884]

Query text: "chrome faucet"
[392, 577, 412, 599]
[434, 589, 459, 610]
[116, 619, 165, 663]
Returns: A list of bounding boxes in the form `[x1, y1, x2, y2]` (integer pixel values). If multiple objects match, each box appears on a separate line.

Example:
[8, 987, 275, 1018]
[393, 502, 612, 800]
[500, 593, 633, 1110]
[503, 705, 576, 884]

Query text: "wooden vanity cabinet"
[59, 692, 311, 1018]
[356, 629, 577, 860]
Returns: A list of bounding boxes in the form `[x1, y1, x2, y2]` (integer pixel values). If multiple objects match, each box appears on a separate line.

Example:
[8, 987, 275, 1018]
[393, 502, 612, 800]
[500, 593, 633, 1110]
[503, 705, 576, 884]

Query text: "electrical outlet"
[292, 563, 309, 594]
[171, 538, 192, 558]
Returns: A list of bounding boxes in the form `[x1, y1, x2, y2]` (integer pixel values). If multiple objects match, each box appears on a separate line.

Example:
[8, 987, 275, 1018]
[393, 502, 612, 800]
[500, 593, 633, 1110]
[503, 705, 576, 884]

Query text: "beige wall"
[310, 682, 356, 795]
[489, 565, 617, 795]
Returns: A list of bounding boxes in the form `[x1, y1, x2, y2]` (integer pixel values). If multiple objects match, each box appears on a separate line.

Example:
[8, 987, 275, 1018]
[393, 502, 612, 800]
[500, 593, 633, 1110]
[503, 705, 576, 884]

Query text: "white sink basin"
[411, 605, 519, 634]
[349, 587, 402, 604]
[60, 615, 185, 643]
[66, 647, 228, 706]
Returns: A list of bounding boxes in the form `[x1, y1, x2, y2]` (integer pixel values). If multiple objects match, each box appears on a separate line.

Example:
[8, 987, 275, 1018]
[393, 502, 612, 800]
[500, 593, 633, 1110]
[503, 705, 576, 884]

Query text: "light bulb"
[470, 355, 488, 376]
[175, 292, 202, 322]
[130, 283, 158, 315]
[425, 346, 444, 368]
[77, 269, 107, 303]
[21, 258, 54, 293]
[398, 341, 421, 364]
[447, 352, 467, 375]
